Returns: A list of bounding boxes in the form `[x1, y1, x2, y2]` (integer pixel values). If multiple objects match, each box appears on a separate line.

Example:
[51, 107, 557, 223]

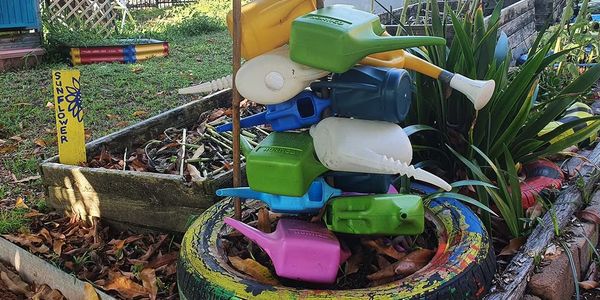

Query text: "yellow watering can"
[226, 0, 317, 60]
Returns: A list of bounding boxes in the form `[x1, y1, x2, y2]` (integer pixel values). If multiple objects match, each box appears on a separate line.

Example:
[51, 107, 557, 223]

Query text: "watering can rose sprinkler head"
[310, 117, 452, 191]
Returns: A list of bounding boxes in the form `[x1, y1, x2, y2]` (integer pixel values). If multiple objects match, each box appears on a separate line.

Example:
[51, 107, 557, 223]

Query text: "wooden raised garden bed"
[40, 89, 239, 233]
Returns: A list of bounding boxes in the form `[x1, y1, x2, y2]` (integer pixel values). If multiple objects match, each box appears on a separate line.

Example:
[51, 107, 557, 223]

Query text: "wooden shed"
[0, 0, 45, 71]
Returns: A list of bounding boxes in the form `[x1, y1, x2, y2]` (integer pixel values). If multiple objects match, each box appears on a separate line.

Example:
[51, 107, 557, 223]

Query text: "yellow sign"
[52, 70, 86, 165]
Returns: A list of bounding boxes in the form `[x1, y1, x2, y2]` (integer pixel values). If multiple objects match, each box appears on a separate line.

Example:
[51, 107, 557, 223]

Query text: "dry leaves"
[83, 283, 100, 300]
[4, 212, 180, 299]
[362, 239, 406, 260]
[394, 248, 435, 276]
[228, 256, 279, 285]
[499, 236, 526, 256]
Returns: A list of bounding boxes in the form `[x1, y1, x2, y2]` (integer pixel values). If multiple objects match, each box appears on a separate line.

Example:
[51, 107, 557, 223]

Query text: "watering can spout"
[240, 136, 254, 156]
[364, 35, 446, 54]
[216, 112, 268, 133]
[224, 217, 278, 253]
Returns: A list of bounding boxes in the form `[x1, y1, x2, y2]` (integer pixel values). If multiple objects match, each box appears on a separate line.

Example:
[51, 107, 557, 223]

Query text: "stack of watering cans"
[216, 1, 454, 284]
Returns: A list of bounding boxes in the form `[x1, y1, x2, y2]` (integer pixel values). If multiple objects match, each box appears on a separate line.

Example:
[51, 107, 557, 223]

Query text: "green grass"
[0, 209, 30, 234]
[0, 2, 233, 233]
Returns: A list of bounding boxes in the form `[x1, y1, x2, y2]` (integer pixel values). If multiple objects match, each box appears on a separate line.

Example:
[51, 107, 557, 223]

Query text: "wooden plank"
[0, 237, 116, 300]
[485, 142, 600, 299]
[41, 163, 219, 207]
[47, 186, 207, 232]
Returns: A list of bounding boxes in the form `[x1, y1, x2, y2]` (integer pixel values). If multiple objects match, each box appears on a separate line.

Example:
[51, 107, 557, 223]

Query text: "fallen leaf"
[103, 272, 148, 299]
[106, 114, 119, 120]
[53, 239, 65, 255]
[257, 207, 271, 233]
[38, 228, 53, 243]
[362, 239, 406, 261]
[367, 261, 399, 281]
[228, 256, 279, 285]
[545, 244, 561, 257]
[394, 248, 435, 276]
[0, 143, 18, 154]
[499, 236, 526, 256]
[140, 268, 158, 300]
[132, 110, 148, 118]
[186, 164, 204, 181]
[46, 101, 55, 110]
[9, 135, 23, 143]
[15, 197, 28, 209]
[116, 121, 130, 127]
[83, 282, 100, 300]
[24, 211, 44, 218]
[34, 139, 47, 147]
[579, 280, 599, 289]
[30, 244, 50, 254]
[131, 66, 144, 74]
[190, 145, 205, 160]
[377, 255, 392, 269]
[344, 248, 363, 276]
[3, 234, 43, 248]
[1, 271, 31, 296]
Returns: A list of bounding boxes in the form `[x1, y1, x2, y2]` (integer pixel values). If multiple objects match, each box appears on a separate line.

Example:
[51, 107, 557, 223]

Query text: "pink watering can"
[224, 217, 350, 284]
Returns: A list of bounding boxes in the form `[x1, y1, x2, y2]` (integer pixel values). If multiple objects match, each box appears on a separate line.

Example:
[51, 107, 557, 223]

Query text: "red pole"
[232, 0, 242, 220]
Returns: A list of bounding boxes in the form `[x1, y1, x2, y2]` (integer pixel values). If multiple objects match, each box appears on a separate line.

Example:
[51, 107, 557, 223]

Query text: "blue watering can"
[327, 172, 393, 194]
[216, 66, 413, 132]
[216, 91, 331, 132]
[216, 177, 342, 214]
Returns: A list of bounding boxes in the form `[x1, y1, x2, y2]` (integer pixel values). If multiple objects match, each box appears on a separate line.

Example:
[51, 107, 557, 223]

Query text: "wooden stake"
[232, 0, 243, 220]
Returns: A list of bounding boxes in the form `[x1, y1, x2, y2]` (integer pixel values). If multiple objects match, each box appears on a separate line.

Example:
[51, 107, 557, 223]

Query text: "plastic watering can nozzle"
[378, 155, 451, 191]
[240, 136, 254, 156]
[216, 91, 331, 132]
[224, 217, 348, 283]
[216, 177, 342, 214]
[235, 45, 330, 105]
[225, 0, 317, 60]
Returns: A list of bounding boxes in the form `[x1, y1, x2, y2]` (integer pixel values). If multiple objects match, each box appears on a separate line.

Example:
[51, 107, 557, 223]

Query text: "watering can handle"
[310, 81, 379, 91]
[364, 35, 446, 54]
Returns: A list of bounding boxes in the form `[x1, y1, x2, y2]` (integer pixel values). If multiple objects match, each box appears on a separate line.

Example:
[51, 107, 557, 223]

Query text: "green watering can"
[241, 133, 329, 197]
[289, 5, 446, 73]
[324, 194, 424, 235]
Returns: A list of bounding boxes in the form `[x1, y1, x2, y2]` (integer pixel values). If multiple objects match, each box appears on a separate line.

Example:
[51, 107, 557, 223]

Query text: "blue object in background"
[216, 91, 331, 132]
[494, 31, 509, 63]
[0, 0, 40, 30]
[311, 66, 413, 123]
[216, 177, 342, 214]
[328, 172, 393, 194]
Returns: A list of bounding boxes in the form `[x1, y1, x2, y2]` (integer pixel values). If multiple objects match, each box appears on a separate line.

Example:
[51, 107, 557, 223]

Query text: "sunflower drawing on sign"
[65, 77, 83, 122]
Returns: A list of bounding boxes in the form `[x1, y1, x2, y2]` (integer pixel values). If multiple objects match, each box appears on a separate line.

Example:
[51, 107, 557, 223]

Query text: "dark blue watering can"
[216, 177, 342, 214]
[311, 66, 412, 123]
[327, 172, 393, 194]
[216, 66, 413, 132]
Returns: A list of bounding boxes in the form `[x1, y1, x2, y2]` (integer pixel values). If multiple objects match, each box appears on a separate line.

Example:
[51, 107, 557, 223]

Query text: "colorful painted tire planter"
[520, 160, 565, 209]
[69, 39, 169, 65]
[177, 184, 495, 300]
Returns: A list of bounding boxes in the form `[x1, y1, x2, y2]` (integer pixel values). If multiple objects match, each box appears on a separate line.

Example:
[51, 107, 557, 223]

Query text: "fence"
[126, 0, 196, 9]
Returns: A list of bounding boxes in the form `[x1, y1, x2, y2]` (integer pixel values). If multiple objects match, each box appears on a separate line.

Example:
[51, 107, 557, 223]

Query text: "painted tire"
[520, 160, 564, 209]
[178, 184, 495, 300]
